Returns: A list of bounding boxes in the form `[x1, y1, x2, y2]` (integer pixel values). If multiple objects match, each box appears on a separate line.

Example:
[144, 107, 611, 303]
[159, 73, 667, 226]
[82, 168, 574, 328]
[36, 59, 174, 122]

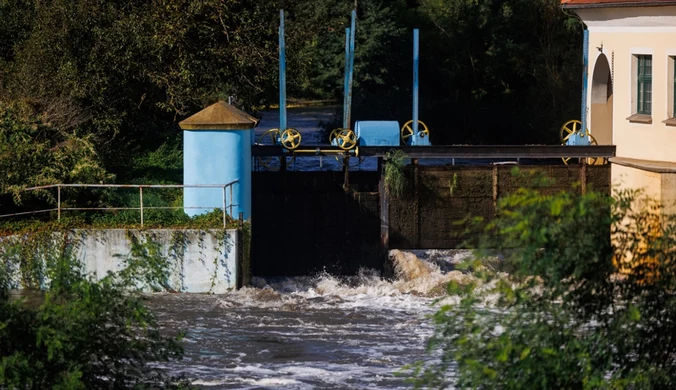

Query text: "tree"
[0, 101, 111, 205]
[407, 183, 676, 388]
[415, 0, 582, 144]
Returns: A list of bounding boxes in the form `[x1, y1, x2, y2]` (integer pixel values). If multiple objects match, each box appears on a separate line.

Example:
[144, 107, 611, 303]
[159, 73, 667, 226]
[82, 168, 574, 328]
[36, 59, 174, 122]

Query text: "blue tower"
[180, 101, 258, 220]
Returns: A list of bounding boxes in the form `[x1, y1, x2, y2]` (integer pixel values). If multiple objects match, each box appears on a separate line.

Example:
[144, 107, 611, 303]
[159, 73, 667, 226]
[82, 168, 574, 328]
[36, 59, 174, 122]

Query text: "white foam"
[153, 250, 474, 388]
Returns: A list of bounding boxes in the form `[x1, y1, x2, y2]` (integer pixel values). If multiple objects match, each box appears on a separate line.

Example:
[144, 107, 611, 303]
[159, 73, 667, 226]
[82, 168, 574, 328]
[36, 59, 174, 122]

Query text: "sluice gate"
[251, 163, 612, 277]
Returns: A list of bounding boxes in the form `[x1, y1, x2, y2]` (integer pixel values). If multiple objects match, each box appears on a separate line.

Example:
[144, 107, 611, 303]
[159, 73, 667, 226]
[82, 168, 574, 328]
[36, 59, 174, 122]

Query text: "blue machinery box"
[355, 121, 400, 147]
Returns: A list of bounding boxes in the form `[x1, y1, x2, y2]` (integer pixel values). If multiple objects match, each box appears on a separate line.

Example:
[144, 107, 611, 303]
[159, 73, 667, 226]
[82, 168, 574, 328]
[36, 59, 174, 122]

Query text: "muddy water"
[150, 250, 472, 389]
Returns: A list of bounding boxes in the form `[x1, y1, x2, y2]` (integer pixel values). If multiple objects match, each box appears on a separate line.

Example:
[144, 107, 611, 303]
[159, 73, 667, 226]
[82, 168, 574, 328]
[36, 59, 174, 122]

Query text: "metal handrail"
[1, 182, 239, 228]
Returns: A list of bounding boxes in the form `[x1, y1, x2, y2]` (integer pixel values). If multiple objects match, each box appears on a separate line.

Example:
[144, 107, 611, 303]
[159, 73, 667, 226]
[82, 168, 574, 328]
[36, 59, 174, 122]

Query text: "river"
[150, 250, 472, 389]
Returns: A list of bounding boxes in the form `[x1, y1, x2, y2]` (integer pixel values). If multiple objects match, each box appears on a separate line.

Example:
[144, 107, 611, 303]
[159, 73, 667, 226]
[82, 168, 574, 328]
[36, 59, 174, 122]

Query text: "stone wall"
[390, 165, 611, 248]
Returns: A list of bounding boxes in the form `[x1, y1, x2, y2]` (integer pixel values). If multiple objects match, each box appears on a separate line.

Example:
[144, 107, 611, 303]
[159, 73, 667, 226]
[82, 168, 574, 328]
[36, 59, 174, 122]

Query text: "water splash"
[215, 250, 477, 314]
[150, 250, 475, 389]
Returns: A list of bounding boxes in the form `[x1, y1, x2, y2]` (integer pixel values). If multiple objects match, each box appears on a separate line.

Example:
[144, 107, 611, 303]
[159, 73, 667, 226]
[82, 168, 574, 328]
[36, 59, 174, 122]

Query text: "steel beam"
[357, 145, 616, 159]
[279, 10, 287, 133]
[252, 145, 616, 159]
[412, 29, 419, 138]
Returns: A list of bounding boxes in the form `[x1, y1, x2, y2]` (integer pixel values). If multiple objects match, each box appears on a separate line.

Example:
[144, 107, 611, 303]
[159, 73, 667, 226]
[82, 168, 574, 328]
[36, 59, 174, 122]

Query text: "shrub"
[0, 235, 191, 389]
[407, 187, 676, 389]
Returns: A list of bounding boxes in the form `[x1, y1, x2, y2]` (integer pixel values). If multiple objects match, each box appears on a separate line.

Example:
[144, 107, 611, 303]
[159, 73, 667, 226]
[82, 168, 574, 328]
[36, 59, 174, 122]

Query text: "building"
[563, 0, 676, 212]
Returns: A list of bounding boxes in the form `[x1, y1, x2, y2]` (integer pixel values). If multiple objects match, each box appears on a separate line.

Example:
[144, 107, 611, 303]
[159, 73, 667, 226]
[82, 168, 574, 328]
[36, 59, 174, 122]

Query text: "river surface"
[150, 250, 472, 389]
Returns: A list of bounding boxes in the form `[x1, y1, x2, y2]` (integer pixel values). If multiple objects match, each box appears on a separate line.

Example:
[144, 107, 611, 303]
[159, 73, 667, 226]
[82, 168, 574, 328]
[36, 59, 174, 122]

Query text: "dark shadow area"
[252, 171, 381, 276]
[252, 165, 612, 276]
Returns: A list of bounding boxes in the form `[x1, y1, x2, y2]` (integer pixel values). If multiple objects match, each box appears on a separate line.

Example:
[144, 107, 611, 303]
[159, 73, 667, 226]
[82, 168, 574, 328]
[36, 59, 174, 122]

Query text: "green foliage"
[0, 208, 240, 237]
[384, 149, 409, 198]
[408, 187, 676, 389]
[416, 0, 582, 144]
[0, 234, 191, 389]
[0, 0, 585, 170]
[0, 101, 112, 203]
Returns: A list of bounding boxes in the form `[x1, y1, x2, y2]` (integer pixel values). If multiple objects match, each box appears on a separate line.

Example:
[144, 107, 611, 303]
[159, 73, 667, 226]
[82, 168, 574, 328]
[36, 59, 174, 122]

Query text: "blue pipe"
[413, 29, 419, 140]
[279, 10, 287, 135]
[343, 28, 350, 129]
[346, 10, 356, 129]
[578, 28, 589, 146]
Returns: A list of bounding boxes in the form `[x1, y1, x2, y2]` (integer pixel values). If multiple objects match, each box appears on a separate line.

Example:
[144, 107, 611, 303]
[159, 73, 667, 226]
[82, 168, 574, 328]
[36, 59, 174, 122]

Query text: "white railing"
[0, 182, 239, 228]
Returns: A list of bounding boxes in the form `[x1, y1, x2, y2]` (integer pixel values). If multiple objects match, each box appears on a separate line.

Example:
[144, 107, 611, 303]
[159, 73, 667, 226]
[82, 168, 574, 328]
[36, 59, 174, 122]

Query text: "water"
[150, 250, 474, 389]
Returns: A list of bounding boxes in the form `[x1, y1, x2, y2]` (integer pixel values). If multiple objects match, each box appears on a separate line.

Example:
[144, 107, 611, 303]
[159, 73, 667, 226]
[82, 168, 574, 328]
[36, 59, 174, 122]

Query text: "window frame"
[636, 55, 652, 115]
[673, 58, 675, 118]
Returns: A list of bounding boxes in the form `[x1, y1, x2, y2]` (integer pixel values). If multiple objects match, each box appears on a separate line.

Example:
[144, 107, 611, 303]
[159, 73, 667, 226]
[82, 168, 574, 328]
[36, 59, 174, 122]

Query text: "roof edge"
[563, 1, 676, 9]
[180, 123, 256, 131]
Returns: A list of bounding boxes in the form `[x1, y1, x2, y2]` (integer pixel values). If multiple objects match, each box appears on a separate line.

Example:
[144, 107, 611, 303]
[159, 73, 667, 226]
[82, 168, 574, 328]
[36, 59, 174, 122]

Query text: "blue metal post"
[346, 10, 356, 129]
[413, 29, 419, 141]
[577, 28, 590, 146]
[279, 10, 287, 134]
[343, 28, 351, 129]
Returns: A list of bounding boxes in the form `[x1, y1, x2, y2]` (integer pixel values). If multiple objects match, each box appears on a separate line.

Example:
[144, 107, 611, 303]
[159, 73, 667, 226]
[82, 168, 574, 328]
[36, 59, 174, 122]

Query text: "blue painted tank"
[355, 121, 400, 147]
[180, 101, 258, 220]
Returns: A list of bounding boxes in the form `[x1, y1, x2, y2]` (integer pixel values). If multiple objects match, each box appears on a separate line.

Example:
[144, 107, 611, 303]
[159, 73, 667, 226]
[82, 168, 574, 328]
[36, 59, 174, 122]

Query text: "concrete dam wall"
[2, 229, 244, 293]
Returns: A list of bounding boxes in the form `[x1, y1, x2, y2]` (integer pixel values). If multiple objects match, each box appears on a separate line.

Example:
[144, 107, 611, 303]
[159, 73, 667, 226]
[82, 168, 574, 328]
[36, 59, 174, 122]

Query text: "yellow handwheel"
[329, 128, 348, 145]
[560, 120, 588, 144]
[280, 128, 302, 150]
[335, 129, 357, 150]
[401, 120, 430, 144]
[256, 129, 281, 170]
[562, 133, 599, 165]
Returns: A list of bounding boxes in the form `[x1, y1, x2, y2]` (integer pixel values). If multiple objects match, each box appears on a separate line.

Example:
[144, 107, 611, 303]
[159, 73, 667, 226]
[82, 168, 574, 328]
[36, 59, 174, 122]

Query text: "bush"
[407, 187, 676, 389]
[0, 235, 191, 389]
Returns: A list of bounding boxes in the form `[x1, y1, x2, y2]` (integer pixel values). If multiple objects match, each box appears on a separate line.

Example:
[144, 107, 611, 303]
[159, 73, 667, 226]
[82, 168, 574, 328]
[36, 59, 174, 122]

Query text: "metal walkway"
[252, 145, 616, 159]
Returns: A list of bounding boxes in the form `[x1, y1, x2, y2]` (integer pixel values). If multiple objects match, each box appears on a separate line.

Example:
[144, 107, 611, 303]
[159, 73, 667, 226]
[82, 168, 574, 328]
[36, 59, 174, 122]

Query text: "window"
[637, 55, 652, 115]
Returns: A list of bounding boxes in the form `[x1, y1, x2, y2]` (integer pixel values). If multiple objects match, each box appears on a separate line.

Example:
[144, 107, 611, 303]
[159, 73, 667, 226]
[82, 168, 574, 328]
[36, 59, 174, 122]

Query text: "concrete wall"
[76, 229, 239, 293]
[4, 229, 241, 293]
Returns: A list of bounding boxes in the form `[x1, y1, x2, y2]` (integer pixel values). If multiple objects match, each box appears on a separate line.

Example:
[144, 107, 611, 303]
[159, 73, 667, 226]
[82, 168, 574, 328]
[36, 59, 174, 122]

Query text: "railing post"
[57, 185, 61, 221]
[139, 186, 144, 227]
[222, 185, 227, 229]
[229, 183, 234, 218]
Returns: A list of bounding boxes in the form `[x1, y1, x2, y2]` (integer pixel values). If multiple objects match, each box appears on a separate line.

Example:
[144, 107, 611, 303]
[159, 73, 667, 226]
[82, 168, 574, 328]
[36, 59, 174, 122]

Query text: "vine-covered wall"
[0, 229, 243, 293]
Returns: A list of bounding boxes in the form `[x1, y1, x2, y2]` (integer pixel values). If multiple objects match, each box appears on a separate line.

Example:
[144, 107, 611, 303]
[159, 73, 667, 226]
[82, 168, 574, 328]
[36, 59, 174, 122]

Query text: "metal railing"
[0, 182, 239, 228]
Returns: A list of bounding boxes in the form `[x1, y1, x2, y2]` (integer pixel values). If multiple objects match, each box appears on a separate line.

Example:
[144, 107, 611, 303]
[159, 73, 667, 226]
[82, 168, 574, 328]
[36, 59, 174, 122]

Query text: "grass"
[384, 149, 409, 198]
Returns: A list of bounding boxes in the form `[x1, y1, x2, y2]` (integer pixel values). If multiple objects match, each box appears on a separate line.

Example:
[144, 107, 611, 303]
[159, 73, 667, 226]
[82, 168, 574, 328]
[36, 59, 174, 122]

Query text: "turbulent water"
[150, 250, 474, 389]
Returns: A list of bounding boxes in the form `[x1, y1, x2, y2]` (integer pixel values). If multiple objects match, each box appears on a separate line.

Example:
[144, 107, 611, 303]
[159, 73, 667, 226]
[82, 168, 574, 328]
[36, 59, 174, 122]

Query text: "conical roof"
[179, 101, 259, 130]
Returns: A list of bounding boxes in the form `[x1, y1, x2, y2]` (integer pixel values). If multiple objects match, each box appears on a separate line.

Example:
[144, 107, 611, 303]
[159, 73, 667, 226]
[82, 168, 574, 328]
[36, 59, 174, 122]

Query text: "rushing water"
[150, 250, 474, 389]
